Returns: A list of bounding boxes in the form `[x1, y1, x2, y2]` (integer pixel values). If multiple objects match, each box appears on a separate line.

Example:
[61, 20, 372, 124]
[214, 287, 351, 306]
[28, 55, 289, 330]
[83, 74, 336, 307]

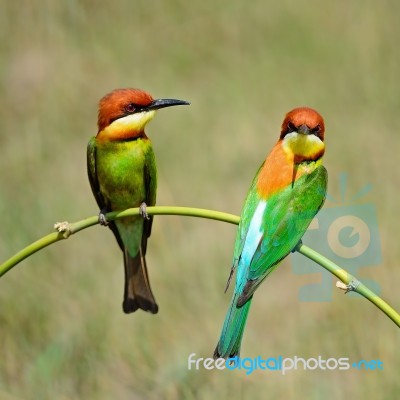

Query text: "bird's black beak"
[297, 124, 312, 135]
[146, 98, 190, 111]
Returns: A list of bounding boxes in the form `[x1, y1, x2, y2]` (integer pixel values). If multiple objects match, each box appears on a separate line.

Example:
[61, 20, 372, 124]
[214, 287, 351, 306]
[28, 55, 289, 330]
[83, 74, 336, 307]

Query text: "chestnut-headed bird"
[214, 107, 327, 358]
[87, 88, 189, 314]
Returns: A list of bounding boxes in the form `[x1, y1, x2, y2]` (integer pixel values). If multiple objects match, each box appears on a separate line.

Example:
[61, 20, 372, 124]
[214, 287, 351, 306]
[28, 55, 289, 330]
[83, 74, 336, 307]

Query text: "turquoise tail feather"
[213, 293, 252, 359]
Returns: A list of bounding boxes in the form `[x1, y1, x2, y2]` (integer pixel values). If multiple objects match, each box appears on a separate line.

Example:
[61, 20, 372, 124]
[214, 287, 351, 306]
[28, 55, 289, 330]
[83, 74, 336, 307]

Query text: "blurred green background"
[1, 1, 399, 399]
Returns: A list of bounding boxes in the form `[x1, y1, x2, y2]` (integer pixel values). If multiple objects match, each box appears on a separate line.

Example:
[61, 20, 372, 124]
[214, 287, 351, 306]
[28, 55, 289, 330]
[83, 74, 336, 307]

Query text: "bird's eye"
[312, 125, 321, 133]
[287, 122, 296, 132]
[125, 103, 136, 113]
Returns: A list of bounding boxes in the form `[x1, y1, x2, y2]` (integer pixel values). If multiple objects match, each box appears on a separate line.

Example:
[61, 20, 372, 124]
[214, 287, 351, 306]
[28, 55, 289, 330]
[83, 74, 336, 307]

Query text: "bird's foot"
[139, 202, 150, 220]
[292, 239, 303, 253]
[98, 209, 109, 226]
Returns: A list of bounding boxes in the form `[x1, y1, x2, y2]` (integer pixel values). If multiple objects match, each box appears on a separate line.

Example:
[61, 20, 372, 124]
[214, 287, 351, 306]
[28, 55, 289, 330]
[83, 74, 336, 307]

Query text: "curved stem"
[0, 206, 398, 328]
[0, 207, 238, 277]
[296, 243, 400, 327]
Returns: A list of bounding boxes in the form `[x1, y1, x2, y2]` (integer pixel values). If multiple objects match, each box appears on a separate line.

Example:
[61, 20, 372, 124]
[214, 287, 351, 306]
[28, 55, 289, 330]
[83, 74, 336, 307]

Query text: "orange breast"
[256, 141, 304, 198]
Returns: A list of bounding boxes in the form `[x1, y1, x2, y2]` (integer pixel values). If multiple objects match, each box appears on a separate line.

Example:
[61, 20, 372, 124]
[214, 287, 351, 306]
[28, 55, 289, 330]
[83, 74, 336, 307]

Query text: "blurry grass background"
[1, 1, 399, 399]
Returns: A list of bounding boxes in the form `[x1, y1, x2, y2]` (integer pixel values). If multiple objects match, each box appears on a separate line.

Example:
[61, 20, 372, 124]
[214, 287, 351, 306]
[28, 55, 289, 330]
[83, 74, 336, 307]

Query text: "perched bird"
[214, 107, 327, 358]
[87, 88, 189, 314]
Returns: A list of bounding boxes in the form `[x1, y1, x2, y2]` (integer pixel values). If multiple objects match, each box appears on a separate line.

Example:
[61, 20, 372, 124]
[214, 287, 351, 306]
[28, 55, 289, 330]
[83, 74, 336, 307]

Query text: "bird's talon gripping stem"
[292, 239, 303, 253]
[98, 209, 109, 226]
[139, 202, 150, 220]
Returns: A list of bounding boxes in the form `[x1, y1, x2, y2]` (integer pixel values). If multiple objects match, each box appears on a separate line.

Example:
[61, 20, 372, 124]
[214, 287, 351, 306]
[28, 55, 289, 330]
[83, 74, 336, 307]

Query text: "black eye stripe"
[108, 103, 148, 125]
[312, 124, 321, 133]
[287, 122, 296, 132]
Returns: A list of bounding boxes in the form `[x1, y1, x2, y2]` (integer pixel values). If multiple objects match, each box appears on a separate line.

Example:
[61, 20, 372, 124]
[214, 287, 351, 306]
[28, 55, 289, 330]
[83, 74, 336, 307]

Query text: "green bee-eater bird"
[214, 107, 327, 358]
[87, 88, 189, 314]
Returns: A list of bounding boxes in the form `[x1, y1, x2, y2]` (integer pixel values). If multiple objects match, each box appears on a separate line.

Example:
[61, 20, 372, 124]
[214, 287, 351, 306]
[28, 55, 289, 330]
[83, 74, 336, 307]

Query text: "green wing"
[224, 163, 264, 290]
[143, 145, 157, 208]
[141, 145, 157, 254]
[87, 137, 105, 210]
[86, 137, 125, 250]
[236, 165, 327, 305]
[233, 163, 265, 266]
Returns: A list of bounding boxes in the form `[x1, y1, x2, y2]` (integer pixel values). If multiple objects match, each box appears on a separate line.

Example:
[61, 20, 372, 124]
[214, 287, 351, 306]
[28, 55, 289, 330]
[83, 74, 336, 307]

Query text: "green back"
[234, 164, 327, 302]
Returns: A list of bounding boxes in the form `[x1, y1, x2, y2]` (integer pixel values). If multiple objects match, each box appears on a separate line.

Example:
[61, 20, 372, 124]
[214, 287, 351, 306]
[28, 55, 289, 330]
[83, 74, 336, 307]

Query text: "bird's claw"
[98, 209, 109, 226]
[139, 202, 150, 220]
[292, 239, 303, 253]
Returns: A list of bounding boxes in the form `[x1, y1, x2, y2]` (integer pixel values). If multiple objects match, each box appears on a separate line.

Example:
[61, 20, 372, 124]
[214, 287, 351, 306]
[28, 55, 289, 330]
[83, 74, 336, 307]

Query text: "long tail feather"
[213, 293, 252, 359]
[122, 246, 158, 314]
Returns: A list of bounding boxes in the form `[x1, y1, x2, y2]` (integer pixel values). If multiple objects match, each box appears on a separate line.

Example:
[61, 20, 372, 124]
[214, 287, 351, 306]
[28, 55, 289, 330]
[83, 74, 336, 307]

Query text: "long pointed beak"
[297, 124, 312, 135]
[146, 98, 190, 111]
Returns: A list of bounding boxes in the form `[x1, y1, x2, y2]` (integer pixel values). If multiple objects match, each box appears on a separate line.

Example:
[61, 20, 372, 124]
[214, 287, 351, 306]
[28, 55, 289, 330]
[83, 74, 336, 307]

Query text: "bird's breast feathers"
[94, 138, 154, 210]
[256, 137, 324, 199]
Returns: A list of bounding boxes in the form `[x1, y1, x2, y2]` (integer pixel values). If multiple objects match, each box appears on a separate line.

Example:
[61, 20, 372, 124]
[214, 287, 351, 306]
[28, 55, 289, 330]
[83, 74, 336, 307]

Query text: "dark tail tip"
[213, 345, 222, 360]
[123, 247, 158, 315]
[122, 298, 139, 313]
[123, 297, 158, 314]
[213, 344, 238, 360]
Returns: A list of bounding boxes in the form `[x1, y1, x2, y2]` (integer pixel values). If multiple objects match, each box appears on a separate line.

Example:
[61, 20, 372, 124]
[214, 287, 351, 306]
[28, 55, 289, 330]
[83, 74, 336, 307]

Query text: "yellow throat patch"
[282, 132, 325, 160]
[97, 110, 156, 141]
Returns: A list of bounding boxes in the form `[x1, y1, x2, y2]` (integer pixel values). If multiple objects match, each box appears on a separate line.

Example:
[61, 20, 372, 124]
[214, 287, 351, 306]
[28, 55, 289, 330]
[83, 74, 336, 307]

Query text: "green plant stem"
[0, 206, 398, 328]
[0, 207, 239, 278]
[296, 243, 400, 327]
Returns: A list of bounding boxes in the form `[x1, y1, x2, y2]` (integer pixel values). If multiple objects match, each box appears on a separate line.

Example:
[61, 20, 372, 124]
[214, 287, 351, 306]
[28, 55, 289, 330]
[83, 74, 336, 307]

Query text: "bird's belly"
[103, 174, 145, 211]
[96, 146, 147, 211]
